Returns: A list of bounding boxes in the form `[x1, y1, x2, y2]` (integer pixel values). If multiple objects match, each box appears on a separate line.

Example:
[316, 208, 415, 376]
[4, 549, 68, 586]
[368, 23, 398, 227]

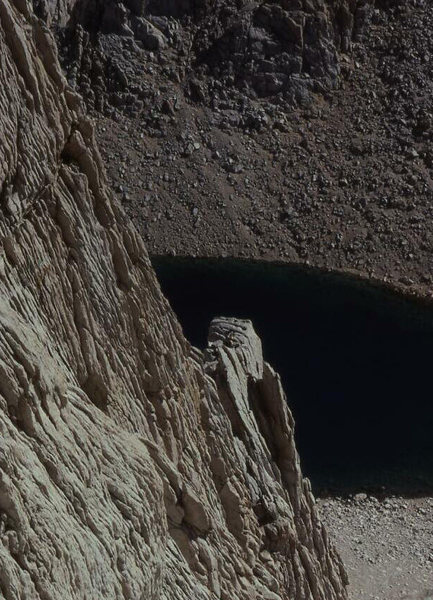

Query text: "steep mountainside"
[0, 2, 347, 599]
[31, 0, 433, 298]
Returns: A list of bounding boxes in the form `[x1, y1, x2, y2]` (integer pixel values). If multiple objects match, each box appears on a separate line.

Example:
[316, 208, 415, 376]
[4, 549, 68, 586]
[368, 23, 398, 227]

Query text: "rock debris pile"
[31, 0, 433, 298]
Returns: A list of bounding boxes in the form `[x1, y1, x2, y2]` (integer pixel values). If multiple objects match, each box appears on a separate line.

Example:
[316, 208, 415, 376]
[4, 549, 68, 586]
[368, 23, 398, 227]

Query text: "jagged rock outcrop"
[0, 2, 347, 599]
[31, 0, 373, 114]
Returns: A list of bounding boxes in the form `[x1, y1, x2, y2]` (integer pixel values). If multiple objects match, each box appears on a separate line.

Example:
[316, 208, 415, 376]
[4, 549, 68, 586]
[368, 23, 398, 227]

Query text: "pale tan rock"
[0, 2, 348, 599]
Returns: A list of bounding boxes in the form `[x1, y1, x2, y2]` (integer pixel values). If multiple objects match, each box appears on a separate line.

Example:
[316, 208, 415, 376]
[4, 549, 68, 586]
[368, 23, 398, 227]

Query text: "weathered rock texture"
[32, 0, 372, 113]
[0, 2, 347, 599]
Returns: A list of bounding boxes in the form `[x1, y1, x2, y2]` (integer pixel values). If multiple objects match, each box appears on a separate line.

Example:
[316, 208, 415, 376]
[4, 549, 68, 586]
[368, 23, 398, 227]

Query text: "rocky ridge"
[44, 0, 368, 111]
[0, 2, 347, 599]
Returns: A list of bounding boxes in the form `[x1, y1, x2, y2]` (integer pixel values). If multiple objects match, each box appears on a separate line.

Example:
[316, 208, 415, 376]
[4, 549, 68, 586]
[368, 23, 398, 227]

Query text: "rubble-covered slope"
[30, 0, 433, 300]
[0, 2, 347, 599]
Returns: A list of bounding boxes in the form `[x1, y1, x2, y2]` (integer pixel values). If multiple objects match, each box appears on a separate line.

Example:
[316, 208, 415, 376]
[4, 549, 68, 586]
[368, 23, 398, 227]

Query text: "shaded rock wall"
[189, 0, 372, 96]
[0, 1, 347, 599]
[32, 0, 373, 112]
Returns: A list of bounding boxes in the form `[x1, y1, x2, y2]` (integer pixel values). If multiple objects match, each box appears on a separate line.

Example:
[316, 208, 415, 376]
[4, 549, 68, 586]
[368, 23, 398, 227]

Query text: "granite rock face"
[31, 0, 372, 112]
[0, 2, 347, 599]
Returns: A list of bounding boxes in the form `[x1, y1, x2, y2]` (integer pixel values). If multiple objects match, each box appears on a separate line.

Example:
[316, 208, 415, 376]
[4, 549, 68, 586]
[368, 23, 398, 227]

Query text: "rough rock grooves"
[0, 2, 347, 599]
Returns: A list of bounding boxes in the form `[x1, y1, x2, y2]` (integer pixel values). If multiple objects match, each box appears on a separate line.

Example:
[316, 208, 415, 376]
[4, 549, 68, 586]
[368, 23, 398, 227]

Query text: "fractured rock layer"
[0, 2, 347, 599]
[34, 0, 371, 111]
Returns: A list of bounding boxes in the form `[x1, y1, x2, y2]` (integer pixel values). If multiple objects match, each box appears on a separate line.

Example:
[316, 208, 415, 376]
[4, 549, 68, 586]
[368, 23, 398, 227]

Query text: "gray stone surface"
[0, 2, 347, 598]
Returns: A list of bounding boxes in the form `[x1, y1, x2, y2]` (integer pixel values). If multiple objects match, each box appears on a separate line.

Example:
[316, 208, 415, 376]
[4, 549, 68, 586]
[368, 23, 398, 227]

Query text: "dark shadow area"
[152, 256, 433, 496]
